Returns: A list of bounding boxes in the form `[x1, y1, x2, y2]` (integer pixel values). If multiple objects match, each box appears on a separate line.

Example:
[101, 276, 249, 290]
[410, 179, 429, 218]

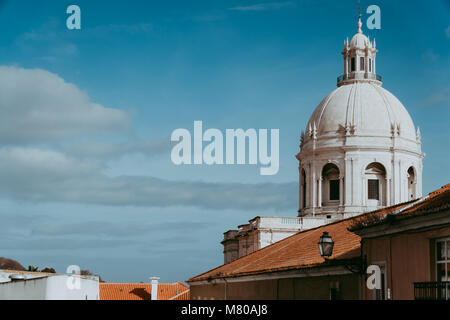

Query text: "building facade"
[352, 185, 450, 300]
[222, 15, 425, 264]
[188, 184, 450, 300]
[0, 270, 99, 300]
[222, 216, 324, 264]
[189, 14, 450, 301]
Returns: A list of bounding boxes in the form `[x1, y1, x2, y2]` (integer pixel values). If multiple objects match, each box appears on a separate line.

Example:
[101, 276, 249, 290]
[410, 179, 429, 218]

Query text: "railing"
[414, 282, 450, 300]
[337, 73, 382, 84]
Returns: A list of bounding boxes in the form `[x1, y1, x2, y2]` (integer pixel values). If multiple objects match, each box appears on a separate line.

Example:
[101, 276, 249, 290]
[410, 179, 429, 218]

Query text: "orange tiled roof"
[188, 200, 422, 283]
[188, 184, 450, 283]
[350, 183, 450, 229]
[400, 184, 450, 215]
[100, 282, 189, 300]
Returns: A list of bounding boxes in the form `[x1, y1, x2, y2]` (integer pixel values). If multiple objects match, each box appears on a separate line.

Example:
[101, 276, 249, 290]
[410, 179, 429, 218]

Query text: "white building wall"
[0, 274, 99, 300]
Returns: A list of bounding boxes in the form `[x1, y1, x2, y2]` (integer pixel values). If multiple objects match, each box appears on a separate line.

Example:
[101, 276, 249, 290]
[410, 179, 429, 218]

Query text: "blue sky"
[0, 0, 448, 283]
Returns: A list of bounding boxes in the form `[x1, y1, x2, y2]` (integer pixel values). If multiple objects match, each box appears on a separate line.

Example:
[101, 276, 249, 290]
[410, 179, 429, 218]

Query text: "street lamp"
[318, 231, 334, 257]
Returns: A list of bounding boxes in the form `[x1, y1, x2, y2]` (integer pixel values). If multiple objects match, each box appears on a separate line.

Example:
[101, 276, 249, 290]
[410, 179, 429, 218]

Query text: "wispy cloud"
[0, 146, 296, 210]
[421, 48, 439, 62]
[31, 221, 209, 237]
[419, 87, 450, 107]
[67, 139, 170, 159]
[229, 1, 295, 12]
[87, 23, 153, 36]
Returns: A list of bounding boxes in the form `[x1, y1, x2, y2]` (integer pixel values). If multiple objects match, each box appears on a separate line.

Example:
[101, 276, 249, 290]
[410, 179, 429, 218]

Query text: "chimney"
[150, 277, 160, 300]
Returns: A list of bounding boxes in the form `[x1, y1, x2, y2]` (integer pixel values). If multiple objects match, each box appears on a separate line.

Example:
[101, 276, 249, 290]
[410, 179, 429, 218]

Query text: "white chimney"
[150, 277, 160, 300]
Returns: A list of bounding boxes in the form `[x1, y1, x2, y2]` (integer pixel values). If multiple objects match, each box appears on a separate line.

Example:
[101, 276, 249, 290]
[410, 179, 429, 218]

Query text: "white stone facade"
[297, 17, 424, 221]
[222, 216, 326, 264]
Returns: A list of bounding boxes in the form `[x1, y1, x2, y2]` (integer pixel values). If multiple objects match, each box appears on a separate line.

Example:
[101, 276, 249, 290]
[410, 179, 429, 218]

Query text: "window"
[436, 239, 450, 282]
[368, 179, 379, 200]
[360, 57, 365, 71]
[329, 281, 340, 300]
[369, 58, 372, 72]
[351, 57, 355, 72]
[329, 180, 339, 201]
[373, 263, 387, 300]
[302, 170, 306, 209]
[376, 272, 386, 300]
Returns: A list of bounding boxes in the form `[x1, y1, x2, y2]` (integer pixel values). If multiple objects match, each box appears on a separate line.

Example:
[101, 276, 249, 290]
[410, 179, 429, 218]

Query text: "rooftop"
[99, 281, 189, 300]
[188, 184, 450, 283]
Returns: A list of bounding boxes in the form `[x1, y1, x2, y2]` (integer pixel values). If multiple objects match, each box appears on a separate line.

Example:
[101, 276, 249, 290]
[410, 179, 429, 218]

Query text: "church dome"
[305, 82, 417, 141]
[297, 13, 424, 222]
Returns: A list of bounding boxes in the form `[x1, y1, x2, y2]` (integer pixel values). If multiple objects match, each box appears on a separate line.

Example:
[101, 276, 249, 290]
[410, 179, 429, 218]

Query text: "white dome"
[349, 32, 370, 49]
[306, 82, 416, 141]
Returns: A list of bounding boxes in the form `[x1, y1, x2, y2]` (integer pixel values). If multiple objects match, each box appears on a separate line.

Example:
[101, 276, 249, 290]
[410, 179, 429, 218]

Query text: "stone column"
[363, 177, 367, 206]
[344, 56, 348, 76]
[386, 178, 391, 206]
[312, 166, 317, 214]
[379, 179, 383, 206]
[344, 158, 351, 205]
[339, 176, 344, 206]
[318, 177, 322, 208]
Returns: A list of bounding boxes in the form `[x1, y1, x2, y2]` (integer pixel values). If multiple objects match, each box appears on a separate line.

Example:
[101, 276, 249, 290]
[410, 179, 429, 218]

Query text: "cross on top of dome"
[357, 1, 363, 34]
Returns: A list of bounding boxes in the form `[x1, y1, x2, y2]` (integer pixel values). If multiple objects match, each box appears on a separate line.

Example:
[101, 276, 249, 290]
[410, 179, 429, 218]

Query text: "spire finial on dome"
[357, 0, 363, 34]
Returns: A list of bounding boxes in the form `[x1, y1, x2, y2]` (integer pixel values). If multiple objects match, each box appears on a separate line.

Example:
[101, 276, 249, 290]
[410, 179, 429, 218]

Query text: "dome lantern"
[339, 16, 381, 87]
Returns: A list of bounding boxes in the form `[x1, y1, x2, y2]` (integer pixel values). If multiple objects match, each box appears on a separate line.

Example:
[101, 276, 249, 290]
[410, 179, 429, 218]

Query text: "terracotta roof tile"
[100, 282, 189, 300]
[350, 184, 450, 229]
[188, 201, 417, 282]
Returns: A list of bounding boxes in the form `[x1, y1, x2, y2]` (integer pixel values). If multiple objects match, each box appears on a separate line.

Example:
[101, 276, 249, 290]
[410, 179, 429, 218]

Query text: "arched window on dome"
[321, 163, 340, 206]
[407, 166, 417, 200]
[365, 162, 386, 207]
[360, 57, 365, 71]
[369, 58, 372, 72]
[351, 57, 355, 72]
[301, 169, 307, 209]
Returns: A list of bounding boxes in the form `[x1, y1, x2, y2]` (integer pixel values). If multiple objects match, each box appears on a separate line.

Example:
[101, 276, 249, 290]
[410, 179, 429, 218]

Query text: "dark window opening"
[369, 59, 372, 72]
[330, 288, 340, 300]
[329, 180, 340, 201]
[302, 175, 306, 208]
[351, 58, 355, 72]
[376, 272, 386, 300]
[368, 179, 379, 200]
[360, 57, 365, 71]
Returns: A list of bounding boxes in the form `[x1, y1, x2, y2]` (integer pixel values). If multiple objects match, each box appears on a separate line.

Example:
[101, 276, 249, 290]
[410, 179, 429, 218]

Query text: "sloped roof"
[188, 184, 450, 283]
[99, 282, 189, 300]
[350, 184, 450, 230]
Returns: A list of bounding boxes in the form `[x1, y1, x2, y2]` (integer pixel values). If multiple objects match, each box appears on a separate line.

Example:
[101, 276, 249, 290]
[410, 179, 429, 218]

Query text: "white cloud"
[68, 139, 170, 159]
[229, 1, 295, 11]
[0, 147, 296, 210]
[0, 66, 129, 143]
